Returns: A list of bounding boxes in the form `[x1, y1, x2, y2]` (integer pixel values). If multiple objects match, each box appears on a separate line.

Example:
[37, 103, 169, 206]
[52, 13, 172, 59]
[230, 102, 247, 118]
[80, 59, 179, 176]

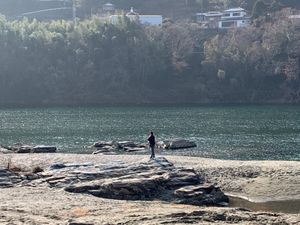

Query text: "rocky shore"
[1, 139, 198, 155]
[0, 153, 299, 225]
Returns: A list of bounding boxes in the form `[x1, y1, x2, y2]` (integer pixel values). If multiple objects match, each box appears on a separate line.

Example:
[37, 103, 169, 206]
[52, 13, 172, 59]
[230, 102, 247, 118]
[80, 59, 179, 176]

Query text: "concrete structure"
[288, 15, 300, 27]
[110, 7, 162, 26]
[103, 2, 115, 12]
[196, 7, 250, 29]
[138, 15, 163, 26]
[196, 11, 223, 29]
[219, 8, 250, 29]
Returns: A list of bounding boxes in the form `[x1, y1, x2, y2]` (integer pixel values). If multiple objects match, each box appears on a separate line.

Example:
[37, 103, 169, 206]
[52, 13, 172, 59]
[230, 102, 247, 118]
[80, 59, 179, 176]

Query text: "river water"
[0, 105, 299, 160]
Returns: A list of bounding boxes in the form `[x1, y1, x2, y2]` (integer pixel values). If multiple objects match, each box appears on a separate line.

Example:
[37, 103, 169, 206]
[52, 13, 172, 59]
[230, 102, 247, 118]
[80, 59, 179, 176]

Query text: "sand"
[0, 153, 299, 225]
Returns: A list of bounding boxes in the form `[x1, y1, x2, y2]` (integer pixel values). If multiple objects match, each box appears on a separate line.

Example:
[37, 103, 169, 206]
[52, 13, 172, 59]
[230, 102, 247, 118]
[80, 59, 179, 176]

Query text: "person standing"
[148, 131, 156, 159]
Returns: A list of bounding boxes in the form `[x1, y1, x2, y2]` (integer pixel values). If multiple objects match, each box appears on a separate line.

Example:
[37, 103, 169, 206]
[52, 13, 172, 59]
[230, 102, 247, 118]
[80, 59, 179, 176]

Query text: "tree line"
[0, 8, 299, 105]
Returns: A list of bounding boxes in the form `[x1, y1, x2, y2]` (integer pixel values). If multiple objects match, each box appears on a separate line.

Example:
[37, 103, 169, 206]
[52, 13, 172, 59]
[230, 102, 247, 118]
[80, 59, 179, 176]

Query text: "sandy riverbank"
[0, 153, 299, 224]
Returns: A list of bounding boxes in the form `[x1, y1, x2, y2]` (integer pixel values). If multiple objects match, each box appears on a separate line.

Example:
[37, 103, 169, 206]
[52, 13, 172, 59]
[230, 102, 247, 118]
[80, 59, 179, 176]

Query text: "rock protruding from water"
[92, 141, 147, 154]
[92, 139, 197, 154]
[158, 139, 197, 149]
[4, 144, 57, 154]
[11, 144, 33, 153]
[32, 146, 57, 153]
[36, 157, 228, 206]
[0, 146, 13, 154]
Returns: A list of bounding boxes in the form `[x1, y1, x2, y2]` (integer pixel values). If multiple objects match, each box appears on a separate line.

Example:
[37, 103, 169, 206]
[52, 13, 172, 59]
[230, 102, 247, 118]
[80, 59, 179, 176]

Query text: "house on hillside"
[196, 11, 223, 29]
[219, 8, 250, 28]
[289, 15, 300, 22]
[103, 3, 115, 12]
[288, 15, 300, 29]
[196, 7, 250, 29]
[110, 7, 162, 26]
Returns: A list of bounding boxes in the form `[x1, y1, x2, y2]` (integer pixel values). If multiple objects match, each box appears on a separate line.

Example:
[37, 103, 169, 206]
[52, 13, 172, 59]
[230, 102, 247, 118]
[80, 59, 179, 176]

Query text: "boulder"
[159, 139, 197, 149]
[32, 157, 228, 207]
[124, 147, 146, 152]
[32, 146, 57, 153]
[156, 141, 169, 149]
[92, 141, 146, 153]
[9, 144, 33, 153]
[16, 146, 32, 153]
[117, 141, 137, 148]
[174, 184, 229, 205]
[93, 141, 114, 148]
[5, 144, 56, 153]
[0, 146, 13, 154]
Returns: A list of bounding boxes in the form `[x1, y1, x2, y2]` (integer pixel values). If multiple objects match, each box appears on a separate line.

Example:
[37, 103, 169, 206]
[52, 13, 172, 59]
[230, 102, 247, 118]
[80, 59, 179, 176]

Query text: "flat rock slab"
[158, 139, 197, 149]
[3, 144, 57, 153]
[32, 157, 228, 206]
[32, 146, 57, 153]
[0, 168, 22, 188]
[92, 141, 147, 154]
[0, 147, 14, 154]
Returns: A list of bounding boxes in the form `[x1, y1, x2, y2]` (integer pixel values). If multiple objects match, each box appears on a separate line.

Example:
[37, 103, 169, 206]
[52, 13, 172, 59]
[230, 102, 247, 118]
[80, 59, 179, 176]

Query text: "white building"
[138, 15, 163, 26]
[103, 3, 115, 12]
[110, 7, 162, 26]
[196, 7, 250, 29]
[196, 11, 223, 29]
[288, 15, 300, 28]
[219, 8, 250, 29]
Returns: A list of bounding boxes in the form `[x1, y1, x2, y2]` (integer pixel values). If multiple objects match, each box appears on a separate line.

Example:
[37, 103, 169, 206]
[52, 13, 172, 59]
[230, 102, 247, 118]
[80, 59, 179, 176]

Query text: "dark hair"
[150, 131, 153, 135]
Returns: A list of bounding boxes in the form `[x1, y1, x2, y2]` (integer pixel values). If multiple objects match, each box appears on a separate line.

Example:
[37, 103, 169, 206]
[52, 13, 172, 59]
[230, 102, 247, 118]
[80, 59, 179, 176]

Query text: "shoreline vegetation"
[0, 153, 299, 224]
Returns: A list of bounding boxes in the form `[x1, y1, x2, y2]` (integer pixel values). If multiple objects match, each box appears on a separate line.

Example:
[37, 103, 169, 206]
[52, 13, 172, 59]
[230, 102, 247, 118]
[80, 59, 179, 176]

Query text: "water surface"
[0, 105, 299, 160]
[229, 197, 300, 214]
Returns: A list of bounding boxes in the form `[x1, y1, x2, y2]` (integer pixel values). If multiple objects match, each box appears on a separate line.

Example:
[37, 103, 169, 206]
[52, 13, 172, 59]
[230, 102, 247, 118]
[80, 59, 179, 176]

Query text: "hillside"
[0, 1, 300, 105]
[1, 0, 300, 21]
[0, 0, 254, 21]
[0, 6, 300, 105]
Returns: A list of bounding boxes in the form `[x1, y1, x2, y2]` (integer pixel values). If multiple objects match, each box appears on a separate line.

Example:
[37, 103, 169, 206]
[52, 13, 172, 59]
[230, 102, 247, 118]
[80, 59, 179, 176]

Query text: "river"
[0, 105, 299, 160]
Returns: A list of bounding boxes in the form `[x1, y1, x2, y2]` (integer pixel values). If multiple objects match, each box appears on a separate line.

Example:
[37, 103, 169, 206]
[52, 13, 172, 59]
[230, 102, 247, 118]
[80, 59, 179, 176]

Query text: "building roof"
[289, 15, 300, 19]
[224, 7, 245, 12]
[139, 15, 162, 17]
[196, 11, 223, 17]
[104, 3, 114, 7]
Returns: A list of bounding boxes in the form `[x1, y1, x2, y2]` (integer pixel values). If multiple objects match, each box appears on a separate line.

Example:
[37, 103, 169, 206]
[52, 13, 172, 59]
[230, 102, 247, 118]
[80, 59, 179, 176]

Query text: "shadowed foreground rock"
[35, 157, 228, 206]
[0, 155, 299, 225]
[0, 168, 22, 188]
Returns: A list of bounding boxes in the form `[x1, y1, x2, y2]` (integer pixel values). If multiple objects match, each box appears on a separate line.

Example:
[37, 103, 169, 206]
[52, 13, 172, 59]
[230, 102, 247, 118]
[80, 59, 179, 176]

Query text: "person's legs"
[150, 146, 155, 159]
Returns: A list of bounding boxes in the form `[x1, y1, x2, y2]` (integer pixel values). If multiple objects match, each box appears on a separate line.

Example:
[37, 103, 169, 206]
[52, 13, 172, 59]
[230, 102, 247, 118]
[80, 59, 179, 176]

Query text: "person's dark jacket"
[148, 135, 155, 147]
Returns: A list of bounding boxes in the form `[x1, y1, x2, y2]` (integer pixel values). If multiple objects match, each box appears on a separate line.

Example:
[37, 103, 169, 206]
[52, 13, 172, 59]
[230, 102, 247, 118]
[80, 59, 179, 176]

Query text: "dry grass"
[32, 166, 44, 173]
[4, 156, 44, 174]
[6, 156, 23, 172]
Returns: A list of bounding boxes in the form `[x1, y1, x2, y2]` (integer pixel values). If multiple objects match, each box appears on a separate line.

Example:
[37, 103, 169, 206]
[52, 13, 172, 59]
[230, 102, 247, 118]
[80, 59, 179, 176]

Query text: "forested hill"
[0, 7, 300, 105]
[0, 1, 300, 105]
